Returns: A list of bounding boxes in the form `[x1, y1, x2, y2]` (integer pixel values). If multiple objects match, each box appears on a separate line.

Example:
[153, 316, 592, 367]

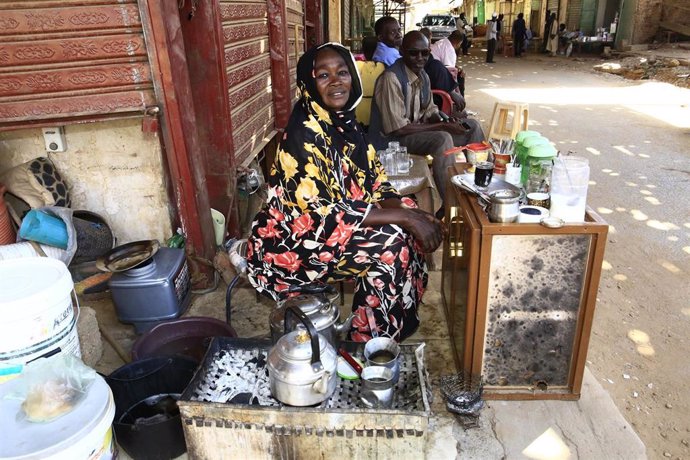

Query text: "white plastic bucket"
[0, 374, 116, 460]
[0, 258, 76, 353]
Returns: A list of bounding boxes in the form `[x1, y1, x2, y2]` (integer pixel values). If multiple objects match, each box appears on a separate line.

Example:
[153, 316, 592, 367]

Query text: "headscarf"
[292, 43, 365, 150]
[275, 42, 396, 200]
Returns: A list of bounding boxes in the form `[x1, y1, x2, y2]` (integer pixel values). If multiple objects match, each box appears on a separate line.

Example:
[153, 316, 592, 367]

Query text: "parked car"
[417, 14, 457, 42]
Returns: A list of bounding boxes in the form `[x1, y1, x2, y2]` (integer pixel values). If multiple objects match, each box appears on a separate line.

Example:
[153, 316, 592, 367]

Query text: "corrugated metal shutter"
[286, 0, 305, 103]
[547, 0, 560, 14]
[567, 0, 583, 31]
[0, 1, 155, 126]
[221, 0, 275, 165]
[578, 0, 598, 35]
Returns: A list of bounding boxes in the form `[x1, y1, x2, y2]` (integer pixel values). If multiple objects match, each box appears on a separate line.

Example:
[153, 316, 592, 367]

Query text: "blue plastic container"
[18, 210, 68, 249]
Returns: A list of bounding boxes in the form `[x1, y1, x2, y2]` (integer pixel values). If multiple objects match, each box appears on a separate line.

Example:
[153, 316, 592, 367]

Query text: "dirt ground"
[459, 42, 690, 459]
[86, 42, 689, 459]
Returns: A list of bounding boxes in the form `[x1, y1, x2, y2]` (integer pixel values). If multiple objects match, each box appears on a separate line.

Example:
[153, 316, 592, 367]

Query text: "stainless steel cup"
[360, 365, 394, 409]
[364, 337, 401, 383]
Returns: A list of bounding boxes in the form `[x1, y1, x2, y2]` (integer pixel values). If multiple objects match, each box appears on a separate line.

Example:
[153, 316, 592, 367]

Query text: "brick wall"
[633, 0, 663, 44]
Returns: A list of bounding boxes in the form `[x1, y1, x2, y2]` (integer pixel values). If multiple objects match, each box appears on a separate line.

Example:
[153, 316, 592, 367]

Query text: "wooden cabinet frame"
[442, 164, 608, 400]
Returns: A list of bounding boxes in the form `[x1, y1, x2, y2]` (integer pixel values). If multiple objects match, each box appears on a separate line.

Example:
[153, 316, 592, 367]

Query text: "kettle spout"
[313, 371, 332, 394]
[335, 312, 355, 338]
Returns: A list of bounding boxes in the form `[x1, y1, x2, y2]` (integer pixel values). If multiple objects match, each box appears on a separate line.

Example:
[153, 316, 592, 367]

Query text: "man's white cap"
[492, 12, 498, 18]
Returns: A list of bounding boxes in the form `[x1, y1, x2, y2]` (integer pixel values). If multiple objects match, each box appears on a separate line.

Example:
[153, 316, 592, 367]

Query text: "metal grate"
[186, 339, 427, 412]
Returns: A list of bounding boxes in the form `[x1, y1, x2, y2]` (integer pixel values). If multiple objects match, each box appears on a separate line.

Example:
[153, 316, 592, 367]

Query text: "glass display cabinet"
[442, 164, 608, 400]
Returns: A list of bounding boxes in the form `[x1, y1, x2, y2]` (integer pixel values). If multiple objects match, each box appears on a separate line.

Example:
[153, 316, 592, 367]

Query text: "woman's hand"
[362, 208, 447, 253]
[402, 208, 446, 253]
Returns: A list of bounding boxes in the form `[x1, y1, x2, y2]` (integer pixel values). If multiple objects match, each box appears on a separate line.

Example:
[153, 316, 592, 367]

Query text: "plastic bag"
[3, 354, 96, 423]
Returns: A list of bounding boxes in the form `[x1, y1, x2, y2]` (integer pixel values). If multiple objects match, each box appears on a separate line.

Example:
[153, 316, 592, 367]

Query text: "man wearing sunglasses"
[370, 31, 485, 213]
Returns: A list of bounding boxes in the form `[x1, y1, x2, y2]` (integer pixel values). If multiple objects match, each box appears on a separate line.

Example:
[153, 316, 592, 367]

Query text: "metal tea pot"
[269, 284, 354, 346]
[267, 306, 337, 406]
[482, 188, 522, 223]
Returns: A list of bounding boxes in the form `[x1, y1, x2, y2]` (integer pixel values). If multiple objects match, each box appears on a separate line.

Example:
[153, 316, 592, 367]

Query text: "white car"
[418, 14, 457, 42]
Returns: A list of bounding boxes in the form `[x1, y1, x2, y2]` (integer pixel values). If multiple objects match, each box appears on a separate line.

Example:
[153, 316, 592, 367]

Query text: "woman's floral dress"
[246, 43, 428, 342]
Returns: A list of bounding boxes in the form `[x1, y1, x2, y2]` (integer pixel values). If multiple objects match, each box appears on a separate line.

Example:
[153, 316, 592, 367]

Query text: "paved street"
[461, 50, 690, 459]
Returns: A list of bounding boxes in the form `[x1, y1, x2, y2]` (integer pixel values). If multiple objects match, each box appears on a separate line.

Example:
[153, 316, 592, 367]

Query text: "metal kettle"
[269, 284, 354, 346]
[267, 306, 337, 406]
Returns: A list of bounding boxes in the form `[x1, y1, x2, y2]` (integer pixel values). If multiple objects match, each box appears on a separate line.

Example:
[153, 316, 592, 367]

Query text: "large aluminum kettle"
[267, 306, 337, 406]
[269, 284, 354, 346]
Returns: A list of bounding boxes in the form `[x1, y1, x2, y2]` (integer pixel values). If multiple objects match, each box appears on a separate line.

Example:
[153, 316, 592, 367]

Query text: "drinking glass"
[385, 148, 397, 175]
[396, 146, 410, 175]
[474, 161, 494, 189]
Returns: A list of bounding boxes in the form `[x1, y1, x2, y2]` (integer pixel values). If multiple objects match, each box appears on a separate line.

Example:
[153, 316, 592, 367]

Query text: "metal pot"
[269, 284, 354, 347]
[267, 306, 337, 406]
[485, 189, 521, 223]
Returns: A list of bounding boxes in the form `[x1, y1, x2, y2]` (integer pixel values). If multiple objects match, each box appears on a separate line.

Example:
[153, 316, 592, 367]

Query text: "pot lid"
[277, 329, 332, 361]
[489, 189, 521, 202]
[96, 239, 160, 272]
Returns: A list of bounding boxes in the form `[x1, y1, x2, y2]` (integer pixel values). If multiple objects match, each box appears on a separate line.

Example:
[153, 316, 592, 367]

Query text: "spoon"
[338, 348, 363, 377]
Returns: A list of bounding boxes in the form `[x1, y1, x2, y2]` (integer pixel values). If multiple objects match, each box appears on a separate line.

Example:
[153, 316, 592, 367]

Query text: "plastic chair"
[432, 90, 454, 115]
[487, 101, 529, 140]
[355, 61, 386, 127]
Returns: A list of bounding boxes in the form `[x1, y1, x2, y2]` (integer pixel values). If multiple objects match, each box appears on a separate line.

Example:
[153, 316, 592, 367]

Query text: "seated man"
[370, 31, 485, 212]
[372, 16, 402, 67]
[420, 27, 466, 114]
[430, 30, 464, 67]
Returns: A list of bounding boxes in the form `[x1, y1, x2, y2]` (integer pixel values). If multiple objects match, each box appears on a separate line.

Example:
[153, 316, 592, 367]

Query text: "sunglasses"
[406, 49, 430, 57]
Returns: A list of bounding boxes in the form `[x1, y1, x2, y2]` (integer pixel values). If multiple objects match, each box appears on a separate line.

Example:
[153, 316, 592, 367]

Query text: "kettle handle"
[285, 305, 323, 372]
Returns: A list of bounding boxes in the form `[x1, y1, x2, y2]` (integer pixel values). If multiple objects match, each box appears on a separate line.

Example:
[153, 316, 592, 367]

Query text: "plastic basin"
[131, 316, 238, 363]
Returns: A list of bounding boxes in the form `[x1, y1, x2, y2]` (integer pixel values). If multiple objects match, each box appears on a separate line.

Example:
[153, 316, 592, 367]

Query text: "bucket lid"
[527, 144, 558, 158]
[0, 258, 73, 319]
[522, 136, 550, 148]
[465, 142, 491, 151]
[515, 130, 541, 143]
[0, 374, 114, 459]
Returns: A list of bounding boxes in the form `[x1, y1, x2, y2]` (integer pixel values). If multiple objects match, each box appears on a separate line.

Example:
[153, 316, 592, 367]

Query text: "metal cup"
[364, 337, 400, 383]
[527, 192, 551, 208]
[360, 365, 394, 409]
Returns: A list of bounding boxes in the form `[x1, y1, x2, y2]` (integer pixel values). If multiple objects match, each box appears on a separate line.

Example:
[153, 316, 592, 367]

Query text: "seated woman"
[245, 43, 445, 342]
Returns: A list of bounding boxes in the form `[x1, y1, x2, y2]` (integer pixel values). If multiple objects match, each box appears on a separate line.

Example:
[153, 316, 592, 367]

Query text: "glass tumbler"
[396, 146, 410, 175]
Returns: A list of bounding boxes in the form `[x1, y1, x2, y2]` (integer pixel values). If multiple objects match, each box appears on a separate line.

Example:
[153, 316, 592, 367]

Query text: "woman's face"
[313, 48, 352, 111]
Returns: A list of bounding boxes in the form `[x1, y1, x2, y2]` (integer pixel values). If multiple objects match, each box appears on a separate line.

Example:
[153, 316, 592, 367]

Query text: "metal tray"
[96, 239, 160, 272]
[451, 173, 522, 197]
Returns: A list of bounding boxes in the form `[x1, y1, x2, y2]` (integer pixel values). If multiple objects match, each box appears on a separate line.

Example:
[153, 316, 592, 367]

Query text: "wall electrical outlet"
[42, 126, 67, 152]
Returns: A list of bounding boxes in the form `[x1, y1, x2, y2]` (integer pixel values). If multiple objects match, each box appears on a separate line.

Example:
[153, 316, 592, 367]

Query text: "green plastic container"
[516, 136, 550, 172]
[522, 143, 558, 185]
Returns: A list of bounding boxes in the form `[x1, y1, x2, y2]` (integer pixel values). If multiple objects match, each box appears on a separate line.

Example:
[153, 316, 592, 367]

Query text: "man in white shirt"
[486, 13, 498, 63]
[430, 30, 464, 67]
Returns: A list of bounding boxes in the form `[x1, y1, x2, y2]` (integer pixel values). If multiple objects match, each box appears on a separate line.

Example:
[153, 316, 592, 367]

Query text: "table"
[387, 155, 440, 216]
[572, 38, 614, 55]
[441, 164, 608, 400]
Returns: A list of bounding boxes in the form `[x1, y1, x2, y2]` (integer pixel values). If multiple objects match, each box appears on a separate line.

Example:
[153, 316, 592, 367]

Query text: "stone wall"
[634, 0, 663, 44]
[0, 118, 172, 244]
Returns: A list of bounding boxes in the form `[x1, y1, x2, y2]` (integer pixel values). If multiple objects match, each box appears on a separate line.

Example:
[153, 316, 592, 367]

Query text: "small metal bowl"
[540, 216, 565, 228]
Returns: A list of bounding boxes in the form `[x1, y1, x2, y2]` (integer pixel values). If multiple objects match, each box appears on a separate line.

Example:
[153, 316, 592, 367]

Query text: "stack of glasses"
[377, 142, 410, 176]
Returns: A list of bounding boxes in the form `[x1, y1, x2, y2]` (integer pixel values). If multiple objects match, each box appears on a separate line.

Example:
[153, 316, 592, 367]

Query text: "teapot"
[269, 284, 354, 346]
[267, 306, 337, 406]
